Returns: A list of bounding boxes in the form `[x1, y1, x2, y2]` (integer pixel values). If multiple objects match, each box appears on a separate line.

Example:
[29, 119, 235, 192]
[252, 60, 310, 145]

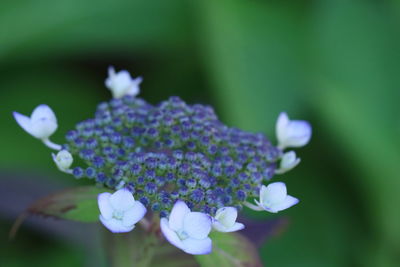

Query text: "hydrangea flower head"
[15, 67, 312, 255]
[63, 95, 281, 218]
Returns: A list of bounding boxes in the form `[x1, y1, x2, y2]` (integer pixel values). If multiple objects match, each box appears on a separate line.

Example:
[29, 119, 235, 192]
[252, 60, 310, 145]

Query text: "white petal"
[99, 216, 134, 233]
[276, 112, 289, 144]
[105, 67, 142, 99]
[169, 200, 190, 231]
[108, 66, 116, 77]
[244, 200, 264, 211]
[214, 207, 237, 228]
[112, 71, 133, 98]
[98, 192, 113, 220]
[122, 201, 147, 227]
[284, 121, 312, 148]
[109, 189, 136, 211]
[111, 87, 127, 99]
[271, 195, 299, 212]
[127, 77, 142, 96]
[275, 151, 301, 174]
[259, 185, 268, 201]
[160, 218, 185, 250]
[281, 151, 297, 165]
[30, 119, 58, 139]
[227, 222, 245, 232]
[105, 68, 131, 98]
[183, 212, 211, 240]
[212, 220, 227, 232]
[214, 221, 245, 232]
[13, 112, 34, 136]
[262, 182, 287, 205]
[182, 237, 212, 255]
[31, 104, 57, 123]
[105, 67, 115, 88]
[14, 105, 58, 139]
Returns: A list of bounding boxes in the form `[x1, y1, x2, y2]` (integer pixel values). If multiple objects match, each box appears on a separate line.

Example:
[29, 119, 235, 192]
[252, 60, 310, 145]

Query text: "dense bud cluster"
[64, 95, 281, 217]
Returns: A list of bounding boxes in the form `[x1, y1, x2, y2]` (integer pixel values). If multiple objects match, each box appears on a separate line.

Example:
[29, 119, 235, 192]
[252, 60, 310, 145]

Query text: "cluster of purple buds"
[65, 94, 282, 216]
[13, 67, 312, 255]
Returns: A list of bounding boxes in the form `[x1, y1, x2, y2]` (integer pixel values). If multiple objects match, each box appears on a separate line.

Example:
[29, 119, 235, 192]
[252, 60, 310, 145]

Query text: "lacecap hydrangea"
[13, 67, 312, 255]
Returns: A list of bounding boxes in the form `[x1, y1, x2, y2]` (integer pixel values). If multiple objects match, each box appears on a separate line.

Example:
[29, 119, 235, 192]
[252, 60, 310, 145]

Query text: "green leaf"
[10, 185, 109, 239]
[26, 186, 110, 222]
[195, 231, 262, 267]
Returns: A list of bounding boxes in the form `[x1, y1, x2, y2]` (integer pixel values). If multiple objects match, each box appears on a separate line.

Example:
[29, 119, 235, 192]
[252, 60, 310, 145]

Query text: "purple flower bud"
[73, 167, 84, 178]
[85, 167, 96, 178]
[130, 164, 142, 175]
[96, 172, 107, 183]
[191, 189, 205, 203]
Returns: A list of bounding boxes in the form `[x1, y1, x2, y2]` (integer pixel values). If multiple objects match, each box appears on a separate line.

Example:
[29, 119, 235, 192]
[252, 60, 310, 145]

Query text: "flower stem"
[42, 138, 62, 150]
[243, 201, 264, 211]
[139, 218, 151, 231]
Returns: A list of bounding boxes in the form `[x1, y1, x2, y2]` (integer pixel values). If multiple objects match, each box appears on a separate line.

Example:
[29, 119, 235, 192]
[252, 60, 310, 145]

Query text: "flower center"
[113, 210, 124, 220]
[177, 229, 189, 240]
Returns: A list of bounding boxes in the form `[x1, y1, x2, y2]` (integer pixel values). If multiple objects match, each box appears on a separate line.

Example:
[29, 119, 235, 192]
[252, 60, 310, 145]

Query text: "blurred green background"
[1, 0, 400, 266]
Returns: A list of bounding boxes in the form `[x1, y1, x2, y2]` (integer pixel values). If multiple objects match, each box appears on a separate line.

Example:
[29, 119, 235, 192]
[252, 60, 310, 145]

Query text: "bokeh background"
[1, 0, 400, 266]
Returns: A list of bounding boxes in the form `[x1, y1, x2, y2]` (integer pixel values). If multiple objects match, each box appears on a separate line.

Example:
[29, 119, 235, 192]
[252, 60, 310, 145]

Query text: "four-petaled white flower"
[98, 188, 147, 233]
[52, 150, 73, 173]
[160, 200, 212, 255]
[13, 104, 61, 150]
[276, 112, 311, 150]
[245, 182, 299, 213]
[105, 66, 142, 99]
[275, 151, 301, 174]
[212, 207, 245, 233]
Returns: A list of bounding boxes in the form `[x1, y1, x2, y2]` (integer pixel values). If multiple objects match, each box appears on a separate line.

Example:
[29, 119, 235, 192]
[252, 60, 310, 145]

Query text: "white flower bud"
[275, 151, 301, 174]
[13, 104, 61, 150]
[52, 150, 73, 173]
[105, 66, 142, 99]
[212, 207, 244, 233]
[276, 112, 312, 149]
